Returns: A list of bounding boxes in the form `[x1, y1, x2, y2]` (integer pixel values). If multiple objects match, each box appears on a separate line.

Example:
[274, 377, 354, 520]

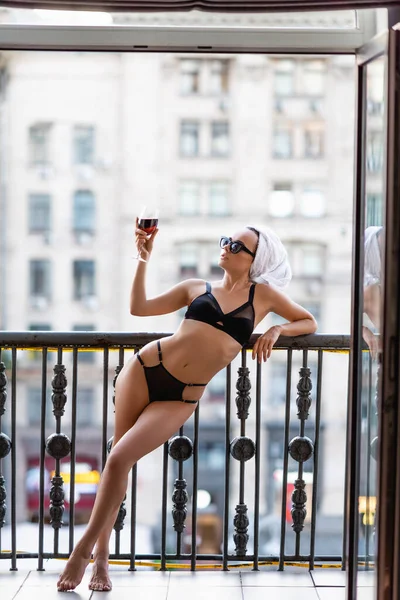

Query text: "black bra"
[184, 281, 256, 346]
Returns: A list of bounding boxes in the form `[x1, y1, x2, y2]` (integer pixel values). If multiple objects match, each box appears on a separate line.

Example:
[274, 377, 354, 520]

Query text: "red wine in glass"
[139, 218, 158, 234]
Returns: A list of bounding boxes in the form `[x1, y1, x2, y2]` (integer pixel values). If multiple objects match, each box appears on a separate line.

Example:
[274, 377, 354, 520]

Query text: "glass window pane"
[366, 131, 383, 173]
[274, 59, 295, 96]
[179, 243, 198, 278]
[300, 188, 326, 218]
[366, 194, 383, 227]
[180, 59, 201, 95]
[73, 324, 95, 363]
[73, 190, 96, 232]
[76, 387, 95, 425]
[29, 122, 52, 166]
[273, 127, 293, 158]
[304, 125, 324, 158]
[73, 260, 96, 299]
[209, 59, 229, 95]
[73, 125, 95, 165]
[180, 121, 199, 156]
[208, 182, 230, 216]
[211, 122, 230, 157]
[302, 245, 324, 276]
[269, 184, 294, 218]
[28, 193, 51, 232]
[179, 181, 200, 215]
[29, 259, 51, 298]
[303, 59, 326, 96]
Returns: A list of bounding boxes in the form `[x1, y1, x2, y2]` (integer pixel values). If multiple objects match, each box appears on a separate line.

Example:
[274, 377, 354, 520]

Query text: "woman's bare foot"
[89, 556, 112, 592]
[57, 549, 91, 592]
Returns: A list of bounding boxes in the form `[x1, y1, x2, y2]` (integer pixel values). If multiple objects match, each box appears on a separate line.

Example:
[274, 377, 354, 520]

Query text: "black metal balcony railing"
[0, 332, 375, 573]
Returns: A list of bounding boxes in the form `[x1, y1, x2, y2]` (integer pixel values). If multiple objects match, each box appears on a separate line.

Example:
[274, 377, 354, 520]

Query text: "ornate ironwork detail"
[168, 436, 193, 462]
[296, 366, 312, 420]
[172, 479, 188, 533]
[112, 365, 123, 410]
[0, 362, 7, 416]
[291, 478, 307, 533]
[113, 494, 127, 532]
[233, 503, 249, 556]
[288, 436, 313, 463]
[0, 433, 11, 459]
[49, 475, 64, 529]
[0, 475, 6, 527]
[51, 364, 67, 417]
[235, 366, 251, 420]
[45, 433, 71, 459]
[230, 436, 255, 462]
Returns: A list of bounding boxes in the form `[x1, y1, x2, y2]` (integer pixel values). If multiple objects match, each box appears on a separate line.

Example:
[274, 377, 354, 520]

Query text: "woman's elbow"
[309, 316, 318, 334]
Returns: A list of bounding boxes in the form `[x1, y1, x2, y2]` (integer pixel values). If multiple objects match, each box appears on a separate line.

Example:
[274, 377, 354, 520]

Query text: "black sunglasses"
[220, 236, 256, 258]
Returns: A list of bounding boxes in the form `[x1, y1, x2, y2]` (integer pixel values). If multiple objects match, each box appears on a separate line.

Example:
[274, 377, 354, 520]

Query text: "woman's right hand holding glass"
[135, 217, 159, 262]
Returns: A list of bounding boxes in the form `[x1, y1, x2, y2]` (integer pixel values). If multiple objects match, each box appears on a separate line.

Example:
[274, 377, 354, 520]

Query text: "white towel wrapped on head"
[246, 225, 292, 289]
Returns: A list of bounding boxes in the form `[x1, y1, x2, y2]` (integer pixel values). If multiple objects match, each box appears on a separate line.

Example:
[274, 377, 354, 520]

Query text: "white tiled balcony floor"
[0, 560, 375, 600]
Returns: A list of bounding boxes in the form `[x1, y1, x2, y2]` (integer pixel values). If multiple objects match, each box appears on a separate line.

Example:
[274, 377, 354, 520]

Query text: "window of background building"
[269, 183, 294, 218]
[274, 59, 295, 96]
[180, 59, 201, 95]
[211, 121, 230, 157]
[179, 180, 200, 216]
[29, 259, 51, 299]
[179, 243, 198, 278]
[73, 190, 96, 233]
[180, 121, 199, 157]
[208, 181, 230, 216]
[299, 187, 326, 218]
[73, 324, 95, 363]
[366, 131, 383, 173]
[303, 59, 326, 96]
[268, 361, 288, 406]
[304, 124, 324, 158]
[29, 122, 52, 166]
[366, 193, 383, 226]
[28, 193, 51, 233]
[76, 387, 95, 425]
[198, 441, 225, 470]
[27, 387, 53, 425]
[209, 60, 229, 95]
[273, 126, 293, 159]
[73, 125, 95, 165]
[301, 244, 325, 277]
[73, 260, 96, 300]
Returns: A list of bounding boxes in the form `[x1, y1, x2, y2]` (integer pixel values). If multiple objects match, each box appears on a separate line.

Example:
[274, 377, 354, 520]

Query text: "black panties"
[136, 340, 206, 404]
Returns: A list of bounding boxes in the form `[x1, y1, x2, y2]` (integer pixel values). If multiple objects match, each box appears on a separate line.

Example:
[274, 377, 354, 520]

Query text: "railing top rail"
[0, 331, 351, 350]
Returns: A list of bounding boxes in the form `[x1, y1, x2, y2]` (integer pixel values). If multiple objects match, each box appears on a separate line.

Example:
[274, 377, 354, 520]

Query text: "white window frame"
[0, 10, 379, 54]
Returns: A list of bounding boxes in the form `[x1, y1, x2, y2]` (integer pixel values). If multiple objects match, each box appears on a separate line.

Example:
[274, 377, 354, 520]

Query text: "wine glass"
[134, 206, 159, 262]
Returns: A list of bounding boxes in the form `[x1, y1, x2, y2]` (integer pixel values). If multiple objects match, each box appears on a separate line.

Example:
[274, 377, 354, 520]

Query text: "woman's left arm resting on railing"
[252, 284, 318, 362]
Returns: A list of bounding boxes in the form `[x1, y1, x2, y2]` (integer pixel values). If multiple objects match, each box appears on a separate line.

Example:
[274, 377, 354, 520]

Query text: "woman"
[57, 223, 317, 592]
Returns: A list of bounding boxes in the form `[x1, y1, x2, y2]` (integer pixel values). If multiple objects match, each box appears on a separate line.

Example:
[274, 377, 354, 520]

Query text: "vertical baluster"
[279, 348, 292, 571]
[191, 403, 200, 571]
[10, 347, 17, 570]
[231, 349, 255, 558]
[48, 348, 70, 556]
[161, 440, 169, 571]
[111, 348, 127, 553]
[38, 348, 48, 570]
[0, 355, 11, 555]
[309, 349, 323, 570]
[68, 348, 78, 554]
[168, 431, 193, 556]
[253, 359, 262, 571]
[289, 350, 314, 559]
[222, 363, 231, 571]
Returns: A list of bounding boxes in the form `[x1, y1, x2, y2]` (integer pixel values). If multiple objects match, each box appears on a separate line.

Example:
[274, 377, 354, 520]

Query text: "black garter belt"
[136, 340, 206, 404]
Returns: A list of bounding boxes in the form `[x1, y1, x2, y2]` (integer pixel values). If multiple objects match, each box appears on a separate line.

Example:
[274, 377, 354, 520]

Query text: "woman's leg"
[57, 396, 197, 591]
[88, 359, 150, 591]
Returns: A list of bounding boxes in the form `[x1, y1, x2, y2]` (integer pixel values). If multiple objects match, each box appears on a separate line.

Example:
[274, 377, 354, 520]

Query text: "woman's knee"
[106, 447, 133, 476]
